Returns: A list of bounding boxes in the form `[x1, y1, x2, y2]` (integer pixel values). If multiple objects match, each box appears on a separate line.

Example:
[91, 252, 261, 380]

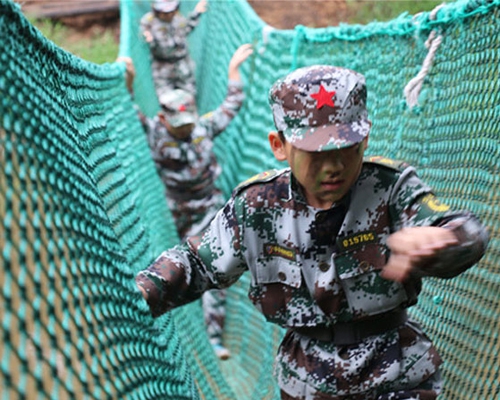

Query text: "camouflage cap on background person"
[269, 65, 371, 152]
[159, 89, 197, 127]
[153, 0, 179, 13]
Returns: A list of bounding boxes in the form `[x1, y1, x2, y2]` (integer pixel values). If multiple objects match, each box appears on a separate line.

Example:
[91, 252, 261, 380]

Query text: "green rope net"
[1, 0, 499, 398]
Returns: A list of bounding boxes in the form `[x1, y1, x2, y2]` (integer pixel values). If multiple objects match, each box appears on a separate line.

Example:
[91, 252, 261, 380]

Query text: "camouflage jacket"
[142, 80, 244, 202]
[140, 10, 201, 61]
[136, 158, 488, 396]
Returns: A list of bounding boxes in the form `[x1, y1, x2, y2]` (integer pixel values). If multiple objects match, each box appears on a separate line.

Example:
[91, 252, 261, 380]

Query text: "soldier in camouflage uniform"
[140, 0, 207, 97]
[136, 65, 489, 398]
[140, 44, 254, 360]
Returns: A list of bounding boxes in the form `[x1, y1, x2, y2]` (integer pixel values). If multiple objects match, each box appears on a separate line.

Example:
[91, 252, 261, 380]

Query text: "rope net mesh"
[1, 0, 499, 398]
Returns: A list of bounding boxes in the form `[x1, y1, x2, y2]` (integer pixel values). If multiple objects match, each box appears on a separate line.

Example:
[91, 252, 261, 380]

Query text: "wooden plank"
[17, 0, 119, 19]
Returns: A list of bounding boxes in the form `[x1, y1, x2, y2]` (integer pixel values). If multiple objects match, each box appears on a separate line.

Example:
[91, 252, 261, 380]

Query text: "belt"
[293, 309, 408, 345]
[153, 55, 185, 62]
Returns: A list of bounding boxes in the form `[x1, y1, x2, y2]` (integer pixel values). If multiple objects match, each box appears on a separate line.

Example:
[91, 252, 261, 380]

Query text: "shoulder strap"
[234, 169, 282, 194]
[363, 155, 409, 172]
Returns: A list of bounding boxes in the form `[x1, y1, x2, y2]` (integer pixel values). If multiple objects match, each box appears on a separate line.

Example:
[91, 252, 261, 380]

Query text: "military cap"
[153, 0, 179, 13]
[269, 65, 370, 152]
[159, 89, 197, 128]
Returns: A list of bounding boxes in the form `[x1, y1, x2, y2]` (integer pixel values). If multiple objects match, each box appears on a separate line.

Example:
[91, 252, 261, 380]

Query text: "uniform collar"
[288, 171, 307, 205]
[288, 169, 352, 209]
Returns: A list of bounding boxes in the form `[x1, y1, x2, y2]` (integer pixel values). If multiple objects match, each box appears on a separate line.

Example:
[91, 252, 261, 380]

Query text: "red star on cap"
[310, 85, 336, 109]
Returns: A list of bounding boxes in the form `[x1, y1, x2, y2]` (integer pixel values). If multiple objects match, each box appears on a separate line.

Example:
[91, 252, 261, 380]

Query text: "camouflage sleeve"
[142, 116, 156, 144]
[390, 166, 489, 279]
[139, 13, 161, 53]
[185, 10, 202, 33]
[135, 105, 148, 130]
[194, 197, 249, 286]
[139, 12, 152, 36]
[199, 80, 244, 139]
[135, 245, 206, 317]
[414, 213, 489, 279]
[135, 196, 248, 318]
[141, 117, 170, 166]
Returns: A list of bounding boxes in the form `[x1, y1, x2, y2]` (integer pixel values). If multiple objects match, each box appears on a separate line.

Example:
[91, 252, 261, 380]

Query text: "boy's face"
[269, 132, 368, 209]
[155, 10, 176, 22]
[169, 123, 195, 140]
[158, 113, 194, 140]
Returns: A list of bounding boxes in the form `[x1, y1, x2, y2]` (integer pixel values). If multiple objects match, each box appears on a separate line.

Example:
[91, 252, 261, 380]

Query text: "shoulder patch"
[200, 111, 213, 120]
[419, 193, 451, 212]
[234, 170, 281, 193]
[364, 156, 409, 172]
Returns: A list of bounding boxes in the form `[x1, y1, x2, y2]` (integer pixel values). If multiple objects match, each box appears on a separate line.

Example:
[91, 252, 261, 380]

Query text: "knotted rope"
[404, 3, 446, 108]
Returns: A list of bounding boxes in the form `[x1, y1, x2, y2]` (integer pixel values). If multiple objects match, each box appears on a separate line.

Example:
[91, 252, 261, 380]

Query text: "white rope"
[259, 25, 274, 54]
[404, 3, 446, 108]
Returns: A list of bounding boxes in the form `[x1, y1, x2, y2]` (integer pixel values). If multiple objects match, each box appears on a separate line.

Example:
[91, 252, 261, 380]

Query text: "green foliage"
[30, 19, 119, 64]
[346, 0, 452, 24]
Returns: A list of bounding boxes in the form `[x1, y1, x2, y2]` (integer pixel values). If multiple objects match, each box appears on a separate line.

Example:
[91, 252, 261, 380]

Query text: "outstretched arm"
[228, 43, 254, 83]
[199, 43, 253, 138]
[186, 0, 208, 32]
[136, 196, 248, 318]
[115, 56, 151, 127]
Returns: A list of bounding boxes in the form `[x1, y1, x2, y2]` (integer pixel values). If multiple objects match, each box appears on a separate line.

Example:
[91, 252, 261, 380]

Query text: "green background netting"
[1, 0, 499, 398]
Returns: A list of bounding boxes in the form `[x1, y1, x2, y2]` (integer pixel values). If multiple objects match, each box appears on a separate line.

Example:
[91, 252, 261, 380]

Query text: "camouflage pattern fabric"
[152, 0, 179, 14]
[279, 370, 442, 400]
[158, 89, 197, 127]
[202, 288, 227, 347]
[269, 65, 370, 152]
[142, 80, 244, 237]
[151, 57, 196, 97]
[169, 192, 225, 240]
[136, 159, 488, 397]
[190, 202, 227, 348]
[142, 80, 245, 347]
[140, 10, 202, 96]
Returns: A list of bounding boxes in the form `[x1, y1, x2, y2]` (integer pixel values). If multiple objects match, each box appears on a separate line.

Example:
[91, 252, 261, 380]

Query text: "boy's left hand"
[228, 43, 254, 81]
[381, 226, 459, 282]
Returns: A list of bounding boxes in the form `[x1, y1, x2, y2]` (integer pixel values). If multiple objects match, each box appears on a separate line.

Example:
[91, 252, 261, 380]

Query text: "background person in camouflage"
[139, 43, 254, 360]
[135, 65, 489, 399]
[140, 0, 207, 97]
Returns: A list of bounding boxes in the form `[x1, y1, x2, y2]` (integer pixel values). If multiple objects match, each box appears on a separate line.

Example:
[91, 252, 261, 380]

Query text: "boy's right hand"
[381, 226, 459, 282]
[195, 0, 208, 14]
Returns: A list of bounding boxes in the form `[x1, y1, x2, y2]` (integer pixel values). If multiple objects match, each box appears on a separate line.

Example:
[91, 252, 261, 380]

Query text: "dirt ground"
[248, 0, 351, 29]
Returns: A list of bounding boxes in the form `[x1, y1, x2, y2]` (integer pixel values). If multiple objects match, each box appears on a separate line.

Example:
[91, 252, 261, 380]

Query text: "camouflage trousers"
[168, 192, 224, 240]
[169, 192, 228, 347]
[275, 320, 442, 399]
[279, 370, 441, 399]
[151, 57, 196, 98]
[202, 288, 227, 346]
